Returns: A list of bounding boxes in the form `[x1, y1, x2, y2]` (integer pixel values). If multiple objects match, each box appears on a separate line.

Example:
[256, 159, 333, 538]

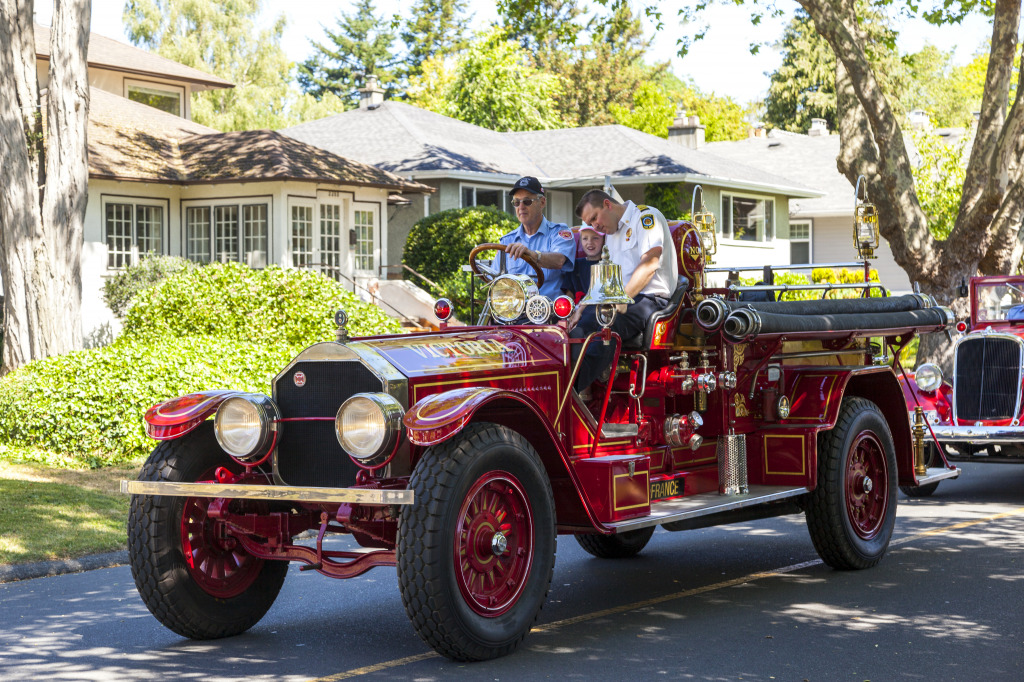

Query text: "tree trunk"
[0, 0, 90, 374]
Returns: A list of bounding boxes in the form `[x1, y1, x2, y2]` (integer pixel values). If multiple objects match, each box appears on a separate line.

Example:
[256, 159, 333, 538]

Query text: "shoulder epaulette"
[636, 204, 649, 211]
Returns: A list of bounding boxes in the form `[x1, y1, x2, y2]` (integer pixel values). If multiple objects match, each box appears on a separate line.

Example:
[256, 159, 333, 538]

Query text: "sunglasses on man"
[512, 198, 539, 207]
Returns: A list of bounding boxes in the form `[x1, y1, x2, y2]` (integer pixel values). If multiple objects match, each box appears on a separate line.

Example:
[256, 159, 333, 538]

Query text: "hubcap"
[845, 430, 889, 541]
[454, 471, 534, 617]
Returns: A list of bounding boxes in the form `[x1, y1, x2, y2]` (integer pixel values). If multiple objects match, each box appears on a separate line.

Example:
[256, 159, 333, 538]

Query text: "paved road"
[1, 462, 1022, 681]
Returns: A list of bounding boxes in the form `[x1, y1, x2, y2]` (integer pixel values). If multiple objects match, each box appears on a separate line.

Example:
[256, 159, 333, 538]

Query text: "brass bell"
[579, 247, 634, 328]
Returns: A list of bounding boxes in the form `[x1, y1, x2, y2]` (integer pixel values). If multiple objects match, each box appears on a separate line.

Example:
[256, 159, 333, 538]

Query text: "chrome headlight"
[489, 274, 537, 322]
[524, 295, 552, 324]
[336, 392, 404, 467]
[214, 394, 280, 463]
[915, 363, 943, 393]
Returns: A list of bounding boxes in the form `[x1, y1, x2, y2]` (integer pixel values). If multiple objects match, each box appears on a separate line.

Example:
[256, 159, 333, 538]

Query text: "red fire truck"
[124, 214, 955, 661]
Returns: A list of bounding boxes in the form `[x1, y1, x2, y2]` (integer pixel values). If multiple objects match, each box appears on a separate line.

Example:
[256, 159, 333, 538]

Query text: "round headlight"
[214, 394, 279, 463]
[525, 295, 552, 324]
[336, 393, 404, 467]
[490, 275, 530, 322]
[915, 363, 943, 393]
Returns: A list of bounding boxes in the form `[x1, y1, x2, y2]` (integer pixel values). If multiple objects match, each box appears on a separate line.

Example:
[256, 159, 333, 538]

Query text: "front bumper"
[929, 425, 1024, 445]
[121, 480, 414, 505]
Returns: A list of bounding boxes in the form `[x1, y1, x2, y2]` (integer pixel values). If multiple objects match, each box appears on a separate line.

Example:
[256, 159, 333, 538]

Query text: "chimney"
[748, 122, 767, 139]
[908, 109, 930, 130]
[667, 106, 705, 149]
[358, 74, 385, 110]
[808, 118, 828, 136]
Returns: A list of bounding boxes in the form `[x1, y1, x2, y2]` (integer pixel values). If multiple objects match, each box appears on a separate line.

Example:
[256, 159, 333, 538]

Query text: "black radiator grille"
[955, 336, 1022, 421]
[274, 360, 383, 487]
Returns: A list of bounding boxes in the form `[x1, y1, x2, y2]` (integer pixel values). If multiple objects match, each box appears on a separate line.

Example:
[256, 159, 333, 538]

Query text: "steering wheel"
[468, 243, 545, 287]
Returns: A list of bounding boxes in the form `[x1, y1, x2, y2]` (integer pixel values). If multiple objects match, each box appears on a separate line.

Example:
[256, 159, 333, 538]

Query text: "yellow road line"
[312, 505, 1024, 681]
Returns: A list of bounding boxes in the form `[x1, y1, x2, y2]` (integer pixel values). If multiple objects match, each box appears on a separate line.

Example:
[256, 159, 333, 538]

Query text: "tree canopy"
[401, 0, 469, 79]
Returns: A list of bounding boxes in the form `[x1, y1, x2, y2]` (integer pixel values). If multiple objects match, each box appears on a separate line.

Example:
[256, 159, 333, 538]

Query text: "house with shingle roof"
[26, 26, 430, 343]
[283, 93, 823, 278]
[705, 122, 913, 290]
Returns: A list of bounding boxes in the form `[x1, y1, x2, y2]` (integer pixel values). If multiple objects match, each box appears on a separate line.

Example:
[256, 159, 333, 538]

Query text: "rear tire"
[806, 397, 897, 570]
[128, 422, 287, 639]
[397, 422, 556, 661]
[575, 527, 655, 558]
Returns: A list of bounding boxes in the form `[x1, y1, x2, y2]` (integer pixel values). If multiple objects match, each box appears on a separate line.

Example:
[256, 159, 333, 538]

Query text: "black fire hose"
[696, 293, 934, 332]
[722, 306, 954, 343]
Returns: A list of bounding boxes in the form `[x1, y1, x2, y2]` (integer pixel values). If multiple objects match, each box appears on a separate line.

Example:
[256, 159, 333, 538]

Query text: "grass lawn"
[0, 460, 141, 565]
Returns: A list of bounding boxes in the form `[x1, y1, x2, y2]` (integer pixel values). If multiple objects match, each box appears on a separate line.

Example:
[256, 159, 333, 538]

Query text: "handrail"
[706, 261, 870, 273]
[728, 282, 888, 298]
[379, 263, 445, 294]
[298, 263, 423, 327]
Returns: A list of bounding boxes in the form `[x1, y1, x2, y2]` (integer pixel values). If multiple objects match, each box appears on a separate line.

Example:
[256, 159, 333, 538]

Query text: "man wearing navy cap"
[498, 176, 576, 299]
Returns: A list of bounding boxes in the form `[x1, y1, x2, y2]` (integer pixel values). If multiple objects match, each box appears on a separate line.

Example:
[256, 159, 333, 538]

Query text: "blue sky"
[37, 1, 995, 104]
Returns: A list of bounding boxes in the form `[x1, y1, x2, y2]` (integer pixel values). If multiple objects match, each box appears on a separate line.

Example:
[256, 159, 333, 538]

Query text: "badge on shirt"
[558, 229, 573, 240]
[625, 227, 632, 240]
[641, 214, 655, 229]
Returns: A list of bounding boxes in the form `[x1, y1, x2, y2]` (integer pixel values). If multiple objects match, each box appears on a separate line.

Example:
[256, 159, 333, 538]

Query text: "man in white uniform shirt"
[570, 189, 678, 394]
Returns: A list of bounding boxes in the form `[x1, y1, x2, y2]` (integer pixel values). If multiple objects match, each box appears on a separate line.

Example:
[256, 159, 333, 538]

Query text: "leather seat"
[621, 284, 687, 350]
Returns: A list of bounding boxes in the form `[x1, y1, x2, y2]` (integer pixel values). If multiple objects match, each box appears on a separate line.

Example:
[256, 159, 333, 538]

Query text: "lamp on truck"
[853, 175, 880, 260]
[336, 393, 404, 468]
[214, 394, 280, 465]
[691, 184, 717, 265]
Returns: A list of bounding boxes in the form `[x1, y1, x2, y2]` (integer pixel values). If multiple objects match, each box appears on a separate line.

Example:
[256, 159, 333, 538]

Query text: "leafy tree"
[419, 28, 567, 131]
[298, 0, 401, 105]
[644, 183, 686, 219]
[401, 0, 469, 79]
[764, 9, 838, 133]
[610, 81, 675, 137]
[910, 130, 969, 240]
[0, 1, 90, 373]
[499, 0, 585, 56]
[902, 45, 988, 128]
[123, 0, 320, 131]
[680, 87, 748, 142]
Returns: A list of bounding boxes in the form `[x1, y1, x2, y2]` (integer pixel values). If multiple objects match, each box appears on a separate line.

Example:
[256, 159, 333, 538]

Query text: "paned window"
[354, 209, 375, 271]
[127, 84, 182, 117]
[721, 195, 774, 243]
[790, 220, 812, 263]
[320, 203, 343, 280]
[104, 201, 164, 269]
[461, 185, 505, 211]
[291, 205, 314, 268]
[186, 202, 269, 266]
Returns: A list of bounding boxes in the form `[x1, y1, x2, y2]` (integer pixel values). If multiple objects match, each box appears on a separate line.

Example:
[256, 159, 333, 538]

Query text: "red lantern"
[433, 299, 453, 321]
[553, 295, 574, 319]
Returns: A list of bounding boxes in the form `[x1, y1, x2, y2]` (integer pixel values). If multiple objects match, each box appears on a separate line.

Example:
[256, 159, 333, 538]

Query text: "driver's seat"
[620, 284, 687, 351]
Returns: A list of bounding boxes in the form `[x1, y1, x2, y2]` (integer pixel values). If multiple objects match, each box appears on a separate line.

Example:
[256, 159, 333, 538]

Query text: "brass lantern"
[691, 184, 717, 264]
[853, 175, 879, 260]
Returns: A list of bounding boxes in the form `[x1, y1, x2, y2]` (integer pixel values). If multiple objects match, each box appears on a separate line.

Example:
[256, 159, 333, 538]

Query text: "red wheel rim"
[454, 471, 534, 617]
[181, 485, 263, 599]
[845, 430, 889, 540]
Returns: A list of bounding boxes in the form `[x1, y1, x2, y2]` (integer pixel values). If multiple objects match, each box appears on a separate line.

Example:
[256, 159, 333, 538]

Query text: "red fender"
[144, 390, 244, 440]
[403, 387, 552, 446]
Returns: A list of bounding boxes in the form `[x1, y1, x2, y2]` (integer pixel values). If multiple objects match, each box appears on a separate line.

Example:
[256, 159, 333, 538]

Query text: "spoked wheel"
[398, 422, 556, 661]
[575, 526, 655, 559]
[128, 422, 287, 639]
[806, 397, 897, 570]
[899, 443, 941, 498]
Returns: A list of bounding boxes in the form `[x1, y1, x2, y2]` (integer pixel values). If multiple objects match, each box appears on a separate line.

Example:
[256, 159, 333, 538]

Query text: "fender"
[403, 387, 551, 447]
[898, 373, 953, 423]
[144, 390, 244, 440]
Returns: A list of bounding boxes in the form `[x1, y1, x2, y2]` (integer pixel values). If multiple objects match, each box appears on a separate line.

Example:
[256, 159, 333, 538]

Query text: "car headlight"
[336, 393, 404, 467]
[214, 394, 280, 463]
[489, 274, 537, 322]
[915, 363, 943, 393]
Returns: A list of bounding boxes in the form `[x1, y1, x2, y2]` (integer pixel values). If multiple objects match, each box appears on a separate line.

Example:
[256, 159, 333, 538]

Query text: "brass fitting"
[913, 407, 928, 477]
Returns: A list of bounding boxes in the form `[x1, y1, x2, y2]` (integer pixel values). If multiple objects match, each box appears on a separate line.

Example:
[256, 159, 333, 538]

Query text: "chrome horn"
[579, 247, 634, 327]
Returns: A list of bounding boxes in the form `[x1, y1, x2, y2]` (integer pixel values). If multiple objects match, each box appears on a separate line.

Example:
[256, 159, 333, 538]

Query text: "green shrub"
[0, 263, 403, 466]
[102, 255, 196, 318]
[123, 262, 401, 344]
[740, 267, 881, 301]
[403, 207, 518, 320]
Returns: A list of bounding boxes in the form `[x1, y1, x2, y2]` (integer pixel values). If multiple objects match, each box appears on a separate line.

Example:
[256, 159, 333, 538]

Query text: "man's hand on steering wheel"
[504, 242, 533, 262]
[468, 243, 545, 287]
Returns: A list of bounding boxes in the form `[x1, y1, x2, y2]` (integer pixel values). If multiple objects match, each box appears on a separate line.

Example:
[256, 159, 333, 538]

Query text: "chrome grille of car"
[954, 336, 1023, 421]
[273, 360, 383, 487]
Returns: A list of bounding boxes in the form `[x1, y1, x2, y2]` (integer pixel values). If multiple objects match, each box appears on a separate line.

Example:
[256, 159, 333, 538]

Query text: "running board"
[608, 485, 809, 533]
[913, 466, 960, 486]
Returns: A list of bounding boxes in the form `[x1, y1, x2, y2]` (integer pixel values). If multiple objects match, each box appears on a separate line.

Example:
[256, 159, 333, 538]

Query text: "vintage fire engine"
[901, 273, 1024, 497]
[124, 192, 957, 661]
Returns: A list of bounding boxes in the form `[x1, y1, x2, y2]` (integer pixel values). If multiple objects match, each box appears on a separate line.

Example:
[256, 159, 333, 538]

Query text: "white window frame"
[184, 198, 271, 266]
[101, 197, 167, 270]
[459, 183, 507, 212]
[720, 193, 776, 246]
[124, 78, 185, 118]
[789, 219, 813, 264]
[352, 203, 378, 275]
[289, 198, 316, 270]
[319, 201, 347, 282]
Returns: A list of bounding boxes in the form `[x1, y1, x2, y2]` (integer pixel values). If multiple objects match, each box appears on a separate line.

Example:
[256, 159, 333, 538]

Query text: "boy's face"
[580, 230, 604, 257]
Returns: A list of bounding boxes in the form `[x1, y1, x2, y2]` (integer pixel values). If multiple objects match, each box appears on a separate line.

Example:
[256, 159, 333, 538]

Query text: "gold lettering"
[651, 480, 680, 500]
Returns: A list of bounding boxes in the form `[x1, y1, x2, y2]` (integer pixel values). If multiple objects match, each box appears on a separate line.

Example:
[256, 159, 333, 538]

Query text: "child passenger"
[568, 224, 605, 304]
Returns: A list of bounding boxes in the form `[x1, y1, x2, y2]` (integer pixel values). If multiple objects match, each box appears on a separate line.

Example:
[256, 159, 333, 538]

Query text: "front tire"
[397, 422, 556, 661]
[806, 397, 897, 570]
[575, 527, 655, 558]
[127, 422, 287, 639]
